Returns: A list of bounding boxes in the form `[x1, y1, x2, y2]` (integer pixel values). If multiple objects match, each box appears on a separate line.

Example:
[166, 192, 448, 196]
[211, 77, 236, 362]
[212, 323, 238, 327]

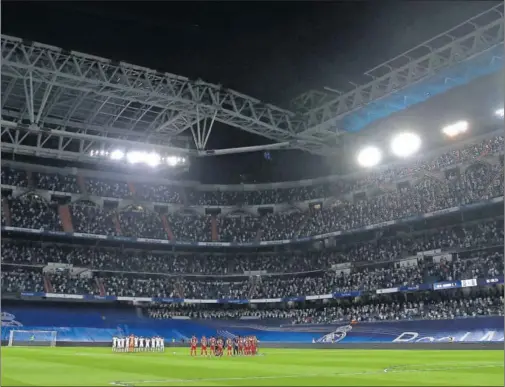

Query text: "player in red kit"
[238, 336, 244, 355]
[217, 338, 224, 357]
[251, 336, 257, 355]
[209, 337, 216, 356]
[200, 336, 208, 356]
[190, 335, 197, 357]
[245, 337, 251, 356]
[226, 338, 233, 356]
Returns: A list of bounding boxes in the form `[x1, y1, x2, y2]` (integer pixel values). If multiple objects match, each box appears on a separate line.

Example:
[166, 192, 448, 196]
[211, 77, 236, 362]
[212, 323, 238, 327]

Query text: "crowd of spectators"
[1, 268, 45, 294]
[70, 202, 118, 236]
[218, 216, 261, 243]
[2, 135, 502, 208]
[135, 183, 183, 204]
[8, 194, 61, 231]
[33, 172, 80, 193]
[86, 177, 131, 199]
[166, 213, 212, 241]
[48, 272, 98, 295]
[2, 239, 502, 300]
[3, 160, 503, 242]
[2, 166, 29, 187]
[118, 208, 167, 240]
[147, 289, 503, 323]
[2, 217, 502, 274]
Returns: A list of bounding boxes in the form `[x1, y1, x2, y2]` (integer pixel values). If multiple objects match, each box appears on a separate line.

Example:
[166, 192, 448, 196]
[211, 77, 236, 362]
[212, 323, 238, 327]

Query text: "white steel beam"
[0, 121, 196, 162]
[1, 35, 334, 156]
[290, 89, 333, 113]
[302, 4, 504, 135]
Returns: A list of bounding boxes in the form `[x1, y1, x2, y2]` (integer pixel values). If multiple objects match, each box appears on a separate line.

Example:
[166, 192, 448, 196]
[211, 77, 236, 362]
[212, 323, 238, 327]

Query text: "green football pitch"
[2, 347, 503, 386]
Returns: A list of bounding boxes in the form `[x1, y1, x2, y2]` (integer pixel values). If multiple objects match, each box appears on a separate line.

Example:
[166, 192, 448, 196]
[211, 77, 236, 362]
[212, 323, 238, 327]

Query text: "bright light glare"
[126, 151, 145, 164]
[442, 121, 468, 138]
[110, 149, 125, 161]
[357, 146, 382, 168]
[495, 108, 504, 118]
[390, 132, 421, 158]
[91, 148, 185, 168]
[145, 152, 161, 167]
[166, 156, 178, 166]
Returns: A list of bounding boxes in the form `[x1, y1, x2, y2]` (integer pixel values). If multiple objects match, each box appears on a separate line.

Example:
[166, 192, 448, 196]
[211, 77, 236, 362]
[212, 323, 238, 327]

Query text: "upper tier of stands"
[2, 135, 503, 208]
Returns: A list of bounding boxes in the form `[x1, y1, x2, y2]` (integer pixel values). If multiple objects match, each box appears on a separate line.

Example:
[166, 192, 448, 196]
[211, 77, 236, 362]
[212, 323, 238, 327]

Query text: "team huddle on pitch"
[190, 335, 259, 357]
[112, 335, 165, 352]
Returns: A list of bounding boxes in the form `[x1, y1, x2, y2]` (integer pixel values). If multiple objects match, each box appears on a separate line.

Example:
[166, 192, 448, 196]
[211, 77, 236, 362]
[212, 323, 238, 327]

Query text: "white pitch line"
[110, 363, 504, 386]
[109, 370, 378, 386]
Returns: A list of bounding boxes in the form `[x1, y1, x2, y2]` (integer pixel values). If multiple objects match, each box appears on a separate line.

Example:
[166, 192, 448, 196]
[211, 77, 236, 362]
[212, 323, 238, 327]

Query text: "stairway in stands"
[174, 278, 185, 298]
[113, 212, 122, 235]
[2, 198, 12, 226]
[161, 214, 175, 240]
[179, 187, 190, 207]
[43, 274, 54, 293]
[247, 276, 260, 299]
[211, 215, 218, 241]
[58, 204, 74, 232]
[256, 215, 270, 242]
[127, 181, 137, 196]
[76, 174, 88, 195]
[95, 277, 106, 296]
[26, 170, 35, 189]
[486, 167, 504, 195]
[292, 213, 310, 239]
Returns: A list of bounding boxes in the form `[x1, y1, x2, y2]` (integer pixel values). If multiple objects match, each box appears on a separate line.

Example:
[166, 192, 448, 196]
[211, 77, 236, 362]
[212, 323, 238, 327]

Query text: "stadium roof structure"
[1, 4, 503, 164]
[292, 4, 504, 136]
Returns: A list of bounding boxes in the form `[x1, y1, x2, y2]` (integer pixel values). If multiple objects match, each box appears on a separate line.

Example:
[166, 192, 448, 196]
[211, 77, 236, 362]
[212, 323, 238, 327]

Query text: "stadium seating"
[1, 135, 503, 243]
[1, 134, 503, 344]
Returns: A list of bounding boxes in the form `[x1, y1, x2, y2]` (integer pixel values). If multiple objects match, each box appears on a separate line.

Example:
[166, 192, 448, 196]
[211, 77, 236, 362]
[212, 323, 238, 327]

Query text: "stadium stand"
[1, 132, 503, 344]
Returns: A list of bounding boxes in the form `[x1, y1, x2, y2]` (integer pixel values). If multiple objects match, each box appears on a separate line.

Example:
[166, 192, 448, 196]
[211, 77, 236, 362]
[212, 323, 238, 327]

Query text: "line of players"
[112, 334, 165, 352]
[190, 335, 258, 357]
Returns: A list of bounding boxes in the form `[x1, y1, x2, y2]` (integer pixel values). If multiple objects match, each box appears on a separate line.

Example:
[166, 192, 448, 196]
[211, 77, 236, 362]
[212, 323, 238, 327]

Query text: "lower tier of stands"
[2, 290, 503, 343]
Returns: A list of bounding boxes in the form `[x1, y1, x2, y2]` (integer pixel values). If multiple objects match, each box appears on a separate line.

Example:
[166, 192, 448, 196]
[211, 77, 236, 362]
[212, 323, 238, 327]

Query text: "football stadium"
[1, 2, 504, 386]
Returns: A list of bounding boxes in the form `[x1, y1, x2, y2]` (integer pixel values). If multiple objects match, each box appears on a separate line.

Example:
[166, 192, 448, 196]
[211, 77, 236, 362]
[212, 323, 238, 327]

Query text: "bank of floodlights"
[89, 149, 186, 168]
[390, 132, 422, 158]
[357, 146, 382, 168]
[356, 132, 421, 167]
[495, 108, 504, 118]
[442, 121, 469, 138]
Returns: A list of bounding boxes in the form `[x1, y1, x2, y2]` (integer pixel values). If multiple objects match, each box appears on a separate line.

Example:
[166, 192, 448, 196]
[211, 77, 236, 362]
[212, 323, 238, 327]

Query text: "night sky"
[2, 1, 499, 184]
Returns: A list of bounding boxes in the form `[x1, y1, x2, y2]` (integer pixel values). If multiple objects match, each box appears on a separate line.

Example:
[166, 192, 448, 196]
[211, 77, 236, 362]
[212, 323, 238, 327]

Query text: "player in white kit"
[134, 336, 139, 352]
[160, 336, 165, 352]
[139, 336, 144, 351]
[145, 336, 150, 351]
[151, 337, 156, 352]
[112, 336, 117, 352]
[155, 336, 161, 352]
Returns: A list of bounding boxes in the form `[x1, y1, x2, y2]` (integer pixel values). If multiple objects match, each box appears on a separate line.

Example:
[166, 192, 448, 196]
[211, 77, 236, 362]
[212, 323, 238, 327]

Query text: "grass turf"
[2, 347, 503, 386]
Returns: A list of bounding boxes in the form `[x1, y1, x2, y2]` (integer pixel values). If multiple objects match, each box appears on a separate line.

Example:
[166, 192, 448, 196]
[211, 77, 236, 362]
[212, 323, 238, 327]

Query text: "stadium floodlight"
[357, 146, 382, 168]
[110, 149, 125, 161]
[442, 121, 469, 138]
[390, 132, 421, 158]
[166, 156, 178, 166]
[145, 152, 161, 167]
[495, 108, 504, 118]
[126, 151, 146, 164]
